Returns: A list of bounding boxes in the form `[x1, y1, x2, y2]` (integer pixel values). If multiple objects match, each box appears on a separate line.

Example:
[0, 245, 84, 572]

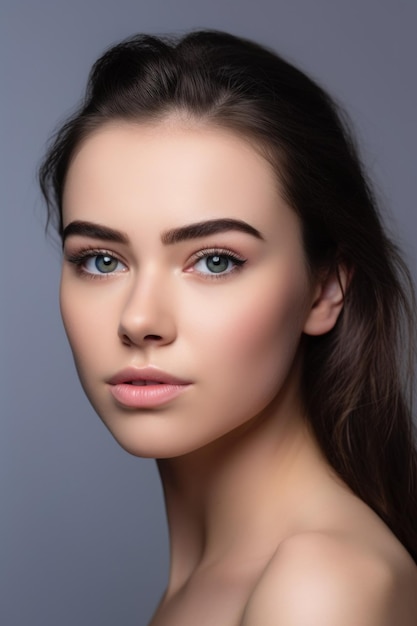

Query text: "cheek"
[185, 271, 310, 405]
[228, 295, 304, 386]
[59, 275, 113, 378]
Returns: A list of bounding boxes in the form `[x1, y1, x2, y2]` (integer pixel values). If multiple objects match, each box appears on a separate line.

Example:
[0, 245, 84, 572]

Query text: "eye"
[65, 249, 128, 277]
[191, 249, 246, 277]
[84, 254, 125, 275]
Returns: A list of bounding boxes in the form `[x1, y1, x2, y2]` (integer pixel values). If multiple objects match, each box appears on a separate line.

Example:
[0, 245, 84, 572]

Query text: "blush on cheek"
[232, 286, 307, 352]
[59, 297, 98, 383]
[224, 287, 308, 389]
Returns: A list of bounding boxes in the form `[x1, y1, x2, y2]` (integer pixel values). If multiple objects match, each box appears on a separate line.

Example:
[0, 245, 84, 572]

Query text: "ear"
[303, 266, 348, 336]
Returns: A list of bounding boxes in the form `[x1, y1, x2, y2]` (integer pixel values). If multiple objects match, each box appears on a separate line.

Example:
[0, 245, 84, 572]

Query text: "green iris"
[95, 255, 119, 273]
[206, 255, 230, 273]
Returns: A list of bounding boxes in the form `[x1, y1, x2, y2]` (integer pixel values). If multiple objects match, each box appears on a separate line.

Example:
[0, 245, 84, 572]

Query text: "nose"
[118, 269, 177, 349]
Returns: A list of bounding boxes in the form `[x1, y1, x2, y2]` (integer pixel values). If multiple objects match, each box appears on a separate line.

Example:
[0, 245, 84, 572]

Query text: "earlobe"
[303, 266, 348, 336]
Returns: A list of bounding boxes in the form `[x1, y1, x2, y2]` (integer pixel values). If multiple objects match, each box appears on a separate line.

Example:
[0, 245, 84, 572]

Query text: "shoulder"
[242, 531, 417, 626]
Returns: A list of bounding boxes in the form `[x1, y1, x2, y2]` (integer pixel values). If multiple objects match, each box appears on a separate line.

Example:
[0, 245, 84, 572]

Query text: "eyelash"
[65, 247, 247, 280]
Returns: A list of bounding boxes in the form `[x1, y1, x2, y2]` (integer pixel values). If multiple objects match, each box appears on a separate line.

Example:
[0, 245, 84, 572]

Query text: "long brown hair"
[39, 30, 417, 561]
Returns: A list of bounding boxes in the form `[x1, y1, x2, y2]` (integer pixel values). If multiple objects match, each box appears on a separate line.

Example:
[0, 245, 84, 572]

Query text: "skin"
[61, 119, 417, 625]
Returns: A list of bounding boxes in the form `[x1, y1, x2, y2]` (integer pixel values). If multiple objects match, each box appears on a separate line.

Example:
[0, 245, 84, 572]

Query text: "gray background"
[1, 1, 416, 624]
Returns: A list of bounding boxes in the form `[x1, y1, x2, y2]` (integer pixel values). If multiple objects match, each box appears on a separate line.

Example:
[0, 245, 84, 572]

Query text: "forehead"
[62, 120, 292, 235]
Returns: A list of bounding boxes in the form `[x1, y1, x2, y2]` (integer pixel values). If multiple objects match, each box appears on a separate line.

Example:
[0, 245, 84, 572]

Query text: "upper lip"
[108, 366, 191, 386]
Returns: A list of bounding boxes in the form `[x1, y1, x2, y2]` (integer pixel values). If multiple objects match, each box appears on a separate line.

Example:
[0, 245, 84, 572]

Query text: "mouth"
[107, 366, 191, 408]
[108, 366, 190, 387]
[129, 380, 165, 386]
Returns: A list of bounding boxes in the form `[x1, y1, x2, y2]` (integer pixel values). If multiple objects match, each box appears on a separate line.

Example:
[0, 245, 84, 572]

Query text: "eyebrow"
[62, 221, 129, 244]
[161, 218, 263, 244]
[62, 218, 264, 245]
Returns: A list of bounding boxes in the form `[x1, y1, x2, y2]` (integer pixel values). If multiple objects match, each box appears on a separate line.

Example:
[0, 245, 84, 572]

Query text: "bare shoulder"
[241, 531, 417, 626]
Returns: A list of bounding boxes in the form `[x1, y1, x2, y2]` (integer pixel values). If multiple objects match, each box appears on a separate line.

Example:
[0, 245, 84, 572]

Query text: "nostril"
[120, 333, 133, 346]
[120, 333, 163, 345]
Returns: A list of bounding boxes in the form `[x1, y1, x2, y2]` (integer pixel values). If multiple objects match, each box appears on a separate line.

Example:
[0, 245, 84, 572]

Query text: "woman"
[40, 30, 417, 624]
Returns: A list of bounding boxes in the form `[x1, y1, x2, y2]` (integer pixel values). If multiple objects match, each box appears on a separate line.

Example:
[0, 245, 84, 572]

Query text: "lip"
[107, 366, 192, 409]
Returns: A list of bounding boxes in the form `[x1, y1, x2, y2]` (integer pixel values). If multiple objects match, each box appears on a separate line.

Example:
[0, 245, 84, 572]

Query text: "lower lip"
[109, 383, 190, 408]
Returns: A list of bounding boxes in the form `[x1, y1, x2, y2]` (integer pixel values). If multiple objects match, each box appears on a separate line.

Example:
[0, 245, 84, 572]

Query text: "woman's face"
[60, 120, 319, 458]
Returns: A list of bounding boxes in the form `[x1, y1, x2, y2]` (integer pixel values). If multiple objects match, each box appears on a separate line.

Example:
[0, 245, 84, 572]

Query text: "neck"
[157, 396, 332, 595]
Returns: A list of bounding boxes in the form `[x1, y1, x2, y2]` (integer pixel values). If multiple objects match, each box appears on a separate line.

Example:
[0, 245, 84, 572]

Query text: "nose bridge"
[118, 263, 175, 345]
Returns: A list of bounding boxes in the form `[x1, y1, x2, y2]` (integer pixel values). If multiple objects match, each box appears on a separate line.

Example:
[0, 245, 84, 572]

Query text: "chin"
[98, 421, 198, 459]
